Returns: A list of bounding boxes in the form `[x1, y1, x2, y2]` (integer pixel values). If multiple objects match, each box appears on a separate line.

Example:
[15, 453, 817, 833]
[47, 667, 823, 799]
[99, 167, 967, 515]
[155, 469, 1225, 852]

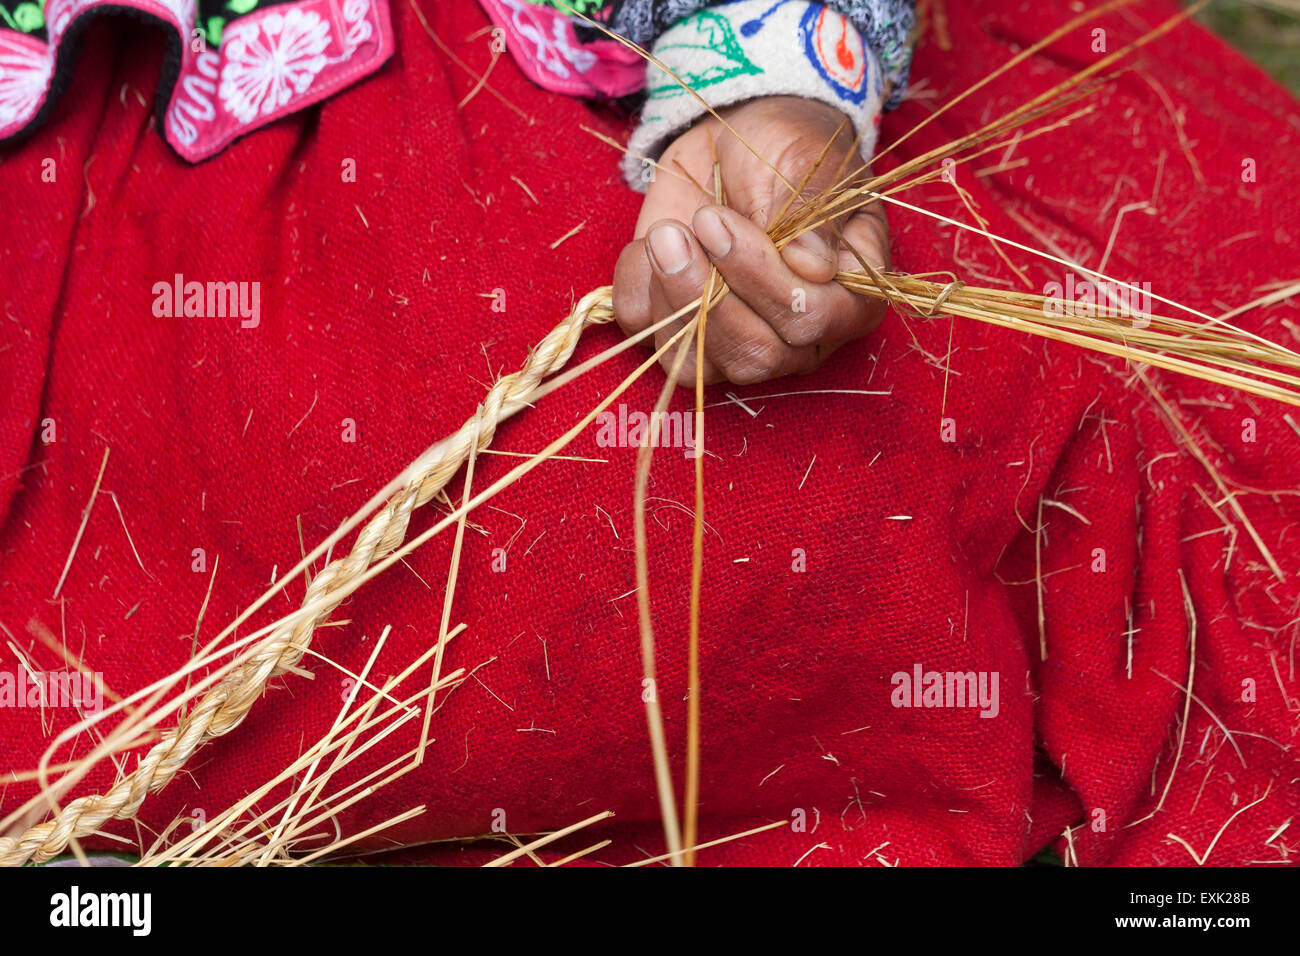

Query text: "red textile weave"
[1, 1, 1298, 866]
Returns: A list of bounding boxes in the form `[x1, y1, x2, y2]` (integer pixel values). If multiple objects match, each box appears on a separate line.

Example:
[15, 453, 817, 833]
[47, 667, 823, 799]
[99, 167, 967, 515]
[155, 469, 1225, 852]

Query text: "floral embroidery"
[157, 0, 198, 32]
[218, 9, 330, 124]
[0, 31, 51, 132]
[499, 0, 597, 80]
[167, 50, 221, 147]
[0, 0, 389, 161]
[0, 3, 45, 33]
[478, 0, 645, 99]
[341, 0, 374, 50]
[44, 0, 89, 40]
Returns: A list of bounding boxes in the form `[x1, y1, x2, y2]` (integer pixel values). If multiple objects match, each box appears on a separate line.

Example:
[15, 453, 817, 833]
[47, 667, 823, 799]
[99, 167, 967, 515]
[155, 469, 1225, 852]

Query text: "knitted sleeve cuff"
[622, 0, 885, 190]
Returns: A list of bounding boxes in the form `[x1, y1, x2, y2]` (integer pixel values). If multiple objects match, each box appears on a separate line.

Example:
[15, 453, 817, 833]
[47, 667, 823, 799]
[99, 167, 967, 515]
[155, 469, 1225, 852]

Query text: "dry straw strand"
[0, 290, 614, 867]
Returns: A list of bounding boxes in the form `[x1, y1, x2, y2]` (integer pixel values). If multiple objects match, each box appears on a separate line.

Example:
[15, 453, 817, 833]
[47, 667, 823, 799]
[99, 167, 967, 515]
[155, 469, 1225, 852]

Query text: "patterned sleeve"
[616, 0, 915, 189]
[478, 0, 917, 190]
[609, 0, 916, 110]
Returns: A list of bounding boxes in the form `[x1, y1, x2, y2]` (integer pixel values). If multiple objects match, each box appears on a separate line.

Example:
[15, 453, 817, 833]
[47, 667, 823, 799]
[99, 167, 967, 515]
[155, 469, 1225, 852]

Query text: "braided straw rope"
[1, 289, 615, 867]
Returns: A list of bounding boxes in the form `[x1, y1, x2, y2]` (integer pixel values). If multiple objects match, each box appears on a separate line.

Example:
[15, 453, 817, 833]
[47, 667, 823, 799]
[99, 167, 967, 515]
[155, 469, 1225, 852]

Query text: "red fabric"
[2, 1, 1298, 867]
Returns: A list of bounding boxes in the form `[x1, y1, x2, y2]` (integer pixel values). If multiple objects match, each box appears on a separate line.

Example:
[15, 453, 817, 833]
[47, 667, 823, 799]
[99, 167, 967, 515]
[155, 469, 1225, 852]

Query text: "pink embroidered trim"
[477, 0, 644, 100]
[0, 0, 392, 162]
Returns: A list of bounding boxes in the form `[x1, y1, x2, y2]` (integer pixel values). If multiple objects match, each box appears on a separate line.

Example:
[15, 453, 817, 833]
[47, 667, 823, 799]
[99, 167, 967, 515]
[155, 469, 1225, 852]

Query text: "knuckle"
[773, 138, 832, 187]
[774, 292, 834, 346]
[726, 341, 783, 384]
[780, 308, 827, 347]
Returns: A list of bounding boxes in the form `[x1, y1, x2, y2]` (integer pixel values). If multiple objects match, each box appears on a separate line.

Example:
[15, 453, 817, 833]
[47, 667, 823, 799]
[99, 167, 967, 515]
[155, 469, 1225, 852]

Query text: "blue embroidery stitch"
[799, 3, 872, 105]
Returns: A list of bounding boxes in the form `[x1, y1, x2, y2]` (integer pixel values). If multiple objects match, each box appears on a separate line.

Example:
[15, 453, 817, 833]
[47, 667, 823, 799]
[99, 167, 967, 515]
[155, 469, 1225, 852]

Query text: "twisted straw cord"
[0, 289, 615, 867]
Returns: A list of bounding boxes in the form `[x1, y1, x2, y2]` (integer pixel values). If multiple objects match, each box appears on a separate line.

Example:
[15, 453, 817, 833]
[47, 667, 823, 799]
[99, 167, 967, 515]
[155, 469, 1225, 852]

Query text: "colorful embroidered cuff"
[622, 0, 884, 190]
[0, 0, 393, 163]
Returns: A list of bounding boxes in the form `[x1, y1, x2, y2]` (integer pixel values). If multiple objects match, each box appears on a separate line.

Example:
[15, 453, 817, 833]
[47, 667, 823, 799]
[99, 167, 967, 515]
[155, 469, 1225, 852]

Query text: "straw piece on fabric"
[0, 290, 615, 868]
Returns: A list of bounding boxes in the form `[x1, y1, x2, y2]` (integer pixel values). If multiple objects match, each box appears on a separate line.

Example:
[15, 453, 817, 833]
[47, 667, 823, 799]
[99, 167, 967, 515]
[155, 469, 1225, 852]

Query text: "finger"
[780, 227, 840, 284]
[691, 203, 874, 349]
[632, 144, 713, 241]
[835, 200, 891, 273]
[645, 219, 813, 385]
[829, 203, 889, 333]
[644, 220, 718, 385]
[612, 239, 653, 335]
[647, 277, 719, 387]
[817, 202, 891, 347]
[824, 204, 890, 347]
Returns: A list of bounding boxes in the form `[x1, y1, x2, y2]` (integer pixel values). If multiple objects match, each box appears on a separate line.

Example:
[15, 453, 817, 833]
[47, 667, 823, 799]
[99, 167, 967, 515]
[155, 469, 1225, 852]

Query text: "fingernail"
[693, 207, 732, 258]
[647, 223, 692, 275]
[790, 230, 833, 263]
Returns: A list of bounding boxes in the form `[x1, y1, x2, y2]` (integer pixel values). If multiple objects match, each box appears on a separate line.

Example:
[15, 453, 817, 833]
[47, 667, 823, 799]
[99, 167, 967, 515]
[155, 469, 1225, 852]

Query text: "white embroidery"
[44, 0, 93, 41]
[218, 9, 330, 124]
[500, 0, 596, 80]
[340, 0, 373, 51]
[167, 50, 220, 146]
[156, 0, 198, 32]
[0, 35, 53, 131]
[43, 0, 192, 43]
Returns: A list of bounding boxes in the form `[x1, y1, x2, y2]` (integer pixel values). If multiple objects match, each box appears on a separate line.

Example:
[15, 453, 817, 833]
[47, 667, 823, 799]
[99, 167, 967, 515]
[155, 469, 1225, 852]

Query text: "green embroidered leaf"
[648, 10, 763, 99]
[12, 2, 45, 32]
[206, 15, 225, 46]
[522, 0, 606, 13]
[226, 0, 258, 15]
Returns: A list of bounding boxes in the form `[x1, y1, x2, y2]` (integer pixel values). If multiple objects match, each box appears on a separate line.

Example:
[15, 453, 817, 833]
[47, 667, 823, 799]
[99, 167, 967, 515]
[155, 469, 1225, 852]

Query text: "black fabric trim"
[0, 8, 180, 152]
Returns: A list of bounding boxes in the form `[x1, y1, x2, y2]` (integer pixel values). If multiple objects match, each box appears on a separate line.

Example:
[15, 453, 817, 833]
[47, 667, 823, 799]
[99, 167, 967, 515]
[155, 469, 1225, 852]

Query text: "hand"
[612, 95, 890, 386]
